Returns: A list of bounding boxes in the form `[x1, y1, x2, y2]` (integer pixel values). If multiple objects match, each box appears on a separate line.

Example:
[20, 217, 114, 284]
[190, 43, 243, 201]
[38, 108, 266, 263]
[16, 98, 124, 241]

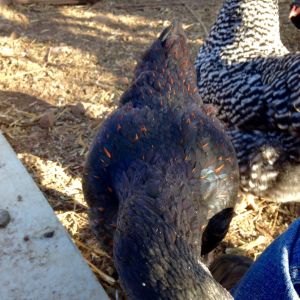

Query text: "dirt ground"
[0, 0, 299, 298]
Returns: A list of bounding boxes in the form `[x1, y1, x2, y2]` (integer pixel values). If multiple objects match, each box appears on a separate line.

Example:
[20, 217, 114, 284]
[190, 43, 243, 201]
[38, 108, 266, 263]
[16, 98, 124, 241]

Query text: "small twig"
[1, 66, 47, 80]
[86, 260, 116, 285]
[255, 224, 274, 241]
[277, 208, 291, 216]
[183, 3, 209, 36]
[239, 235, 267, 251]
[76, 239, 111, 258]
[271, 205, 280, 234]
[232, 210, 253, 220]
[72, 200, 88, 210]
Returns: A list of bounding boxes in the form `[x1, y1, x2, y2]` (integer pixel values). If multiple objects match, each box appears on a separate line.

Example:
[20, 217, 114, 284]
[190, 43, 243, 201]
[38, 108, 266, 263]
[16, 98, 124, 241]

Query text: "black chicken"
[209, 254, 253, 291]
[82, 22, 238, 299]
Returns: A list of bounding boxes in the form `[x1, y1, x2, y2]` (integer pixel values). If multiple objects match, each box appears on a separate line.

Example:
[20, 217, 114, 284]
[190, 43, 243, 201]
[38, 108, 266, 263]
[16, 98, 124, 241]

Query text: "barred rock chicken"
[195, 0, 300, 202]
[82, 22, 239, 299]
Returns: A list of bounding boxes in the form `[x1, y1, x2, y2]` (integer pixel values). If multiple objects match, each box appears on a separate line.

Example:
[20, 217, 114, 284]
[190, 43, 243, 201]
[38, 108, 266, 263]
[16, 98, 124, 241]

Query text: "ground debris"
[0, 209, 11, 228]
[39, 110, 55, 128]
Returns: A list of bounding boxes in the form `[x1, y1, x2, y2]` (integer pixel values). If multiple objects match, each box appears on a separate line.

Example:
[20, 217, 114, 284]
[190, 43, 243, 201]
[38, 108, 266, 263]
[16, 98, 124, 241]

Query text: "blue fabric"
[232, 218, 300, 300]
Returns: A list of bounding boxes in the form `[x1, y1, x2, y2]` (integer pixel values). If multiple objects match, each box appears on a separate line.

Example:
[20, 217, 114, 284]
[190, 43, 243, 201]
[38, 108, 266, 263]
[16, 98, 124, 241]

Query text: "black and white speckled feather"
[195, 0, 300, 201]
[83, 22, 238, 299]
[195, 0, 300, 131]
[229, 129, 300, 202]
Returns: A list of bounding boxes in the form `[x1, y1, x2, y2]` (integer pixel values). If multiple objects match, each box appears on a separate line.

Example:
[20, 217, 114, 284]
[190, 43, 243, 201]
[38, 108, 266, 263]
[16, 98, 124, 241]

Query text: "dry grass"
[0, 0, 299, 299]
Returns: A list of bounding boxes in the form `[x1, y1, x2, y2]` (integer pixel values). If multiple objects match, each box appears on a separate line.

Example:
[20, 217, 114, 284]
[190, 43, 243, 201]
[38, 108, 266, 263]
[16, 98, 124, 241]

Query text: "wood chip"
[71, 102, 85, 116]
[39, 111, 55, 128]
[86, 260, 116, 285]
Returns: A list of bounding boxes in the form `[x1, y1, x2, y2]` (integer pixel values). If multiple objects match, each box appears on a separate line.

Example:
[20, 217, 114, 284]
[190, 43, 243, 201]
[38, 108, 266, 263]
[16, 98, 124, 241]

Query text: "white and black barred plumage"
[196, 0, 300, 202]
[229, 129, 300, 202]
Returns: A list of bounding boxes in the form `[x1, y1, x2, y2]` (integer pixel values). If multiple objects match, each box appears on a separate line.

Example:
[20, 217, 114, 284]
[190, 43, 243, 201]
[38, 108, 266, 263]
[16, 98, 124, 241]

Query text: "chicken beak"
[159, 21, 185, 42]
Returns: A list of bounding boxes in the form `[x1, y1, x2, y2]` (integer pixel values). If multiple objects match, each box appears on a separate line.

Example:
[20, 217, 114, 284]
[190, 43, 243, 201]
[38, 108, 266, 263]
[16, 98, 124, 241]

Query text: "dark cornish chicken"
[83, 22, 238, 300]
